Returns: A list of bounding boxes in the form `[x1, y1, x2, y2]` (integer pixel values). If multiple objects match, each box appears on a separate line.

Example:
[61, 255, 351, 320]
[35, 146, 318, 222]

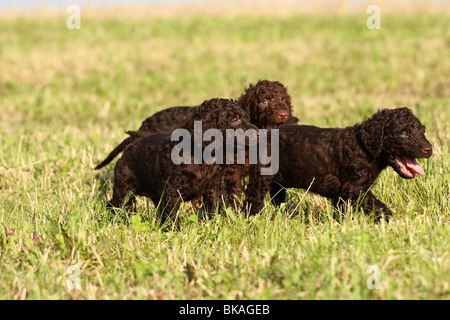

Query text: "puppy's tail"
[95, 136, 134, 170]
[124, 130, 152, 138]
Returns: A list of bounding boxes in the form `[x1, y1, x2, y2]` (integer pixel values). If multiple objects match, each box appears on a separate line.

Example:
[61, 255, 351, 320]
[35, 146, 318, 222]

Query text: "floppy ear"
[358, 113, 387, 158]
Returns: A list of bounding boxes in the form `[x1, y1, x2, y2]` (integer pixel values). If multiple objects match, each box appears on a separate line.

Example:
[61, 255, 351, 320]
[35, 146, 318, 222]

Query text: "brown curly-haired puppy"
[237, 79, 292, 129]
[96, 80, 297, 199]
[243, 107, 432, 221]
[109, 98, 258, 226]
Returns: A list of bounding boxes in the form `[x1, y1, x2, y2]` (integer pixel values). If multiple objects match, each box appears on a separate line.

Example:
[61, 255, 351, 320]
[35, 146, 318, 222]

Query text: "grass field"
[0, 4, 449, 300]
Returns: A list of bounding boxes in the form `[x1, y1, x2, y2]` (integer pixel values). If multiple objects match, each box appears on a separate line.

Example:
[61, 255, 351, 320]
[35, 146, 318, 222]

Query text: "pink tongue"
[405, 157, 425, 175]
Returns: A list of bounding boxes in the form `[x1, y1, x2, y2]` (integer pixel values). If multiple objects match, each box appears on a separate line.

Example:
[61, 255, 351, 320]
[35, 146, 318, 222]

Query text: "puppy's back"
[139, 106, 193, 132]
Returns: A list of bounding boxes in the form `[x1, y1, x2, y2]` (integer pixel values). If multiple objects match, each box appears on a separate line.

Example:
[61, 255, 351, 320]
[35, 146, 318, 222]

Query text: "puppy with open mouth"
[244, 107, 432, 221]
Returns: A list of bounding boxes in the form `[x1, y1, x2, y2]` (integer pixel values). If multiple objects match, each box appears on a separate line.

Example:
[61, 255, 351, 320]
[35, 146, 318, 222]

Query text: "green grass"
[0, 12, 449, 299]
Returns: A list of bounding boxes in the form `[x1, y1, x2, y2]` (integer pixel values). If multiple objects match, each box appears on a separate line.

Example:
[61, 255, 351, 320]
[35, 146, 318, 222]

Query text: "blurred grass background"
[0, 0, 449, 299]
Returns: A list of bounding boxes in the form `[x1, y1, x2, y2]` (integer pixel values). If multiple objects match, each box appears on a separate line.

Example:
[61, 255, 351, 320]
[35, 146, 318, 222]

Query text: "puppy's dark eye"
[261, 100, 269, 106]
[400, 131, 408, 137]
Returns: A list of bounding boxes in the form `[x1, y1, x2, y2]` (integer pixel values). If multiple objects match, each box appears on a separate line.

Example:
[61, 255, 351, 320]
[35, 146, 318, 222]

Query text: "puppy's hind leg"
[203, 183, 224, 219]
[108, 159, 138, 222]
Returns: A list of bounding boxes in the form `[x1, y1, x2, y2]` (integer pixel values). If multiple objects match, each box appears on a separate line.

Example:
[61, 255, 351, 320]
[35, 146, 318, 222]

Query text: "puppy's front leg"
[224, 164, 244, 200]
[360, 191, 393, 222]
[243, 164, 274, 216]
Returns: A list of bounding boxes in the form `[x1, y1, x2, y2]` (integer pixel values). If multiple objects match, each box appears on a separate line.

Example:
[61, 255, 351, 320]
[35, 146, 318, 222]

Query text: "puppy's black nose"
[422, 145, 432, 157]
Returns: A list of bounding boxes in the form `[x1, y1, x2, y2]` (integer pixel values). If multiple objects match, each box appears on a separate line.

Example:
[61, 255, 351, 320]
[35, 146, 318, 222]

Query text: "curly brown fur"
[243, 107, 432, 221]
[96, 80, 297, 199]
[109, 98, 258, 226]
